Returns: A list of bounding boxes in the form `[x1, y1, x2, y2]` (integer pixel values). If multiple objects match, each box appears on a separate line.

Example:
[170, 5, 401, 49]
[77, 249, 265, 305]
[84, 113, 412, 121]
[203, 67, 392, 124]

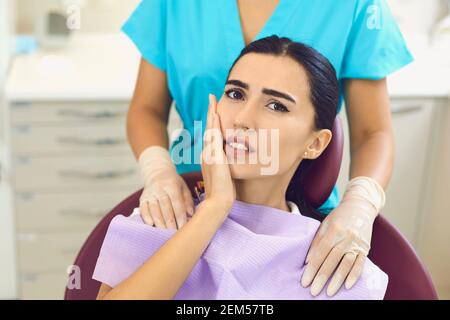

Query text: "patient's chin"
[228, 162, 265, 180]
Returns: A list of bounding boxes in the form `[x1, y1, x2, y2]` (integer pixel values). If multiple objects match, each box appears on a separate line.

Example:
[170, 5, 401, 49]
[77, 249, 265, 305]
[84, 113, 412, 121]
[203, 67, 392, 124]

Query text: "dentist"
[122, 0, 413, 296]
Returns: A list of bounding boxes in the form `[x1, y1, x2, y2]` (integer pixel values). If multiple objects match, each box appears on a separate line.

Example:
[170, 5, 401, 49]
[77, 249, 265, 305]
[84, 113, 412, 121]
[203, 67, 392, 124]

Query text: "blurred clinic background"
[0, 0, 450, 299]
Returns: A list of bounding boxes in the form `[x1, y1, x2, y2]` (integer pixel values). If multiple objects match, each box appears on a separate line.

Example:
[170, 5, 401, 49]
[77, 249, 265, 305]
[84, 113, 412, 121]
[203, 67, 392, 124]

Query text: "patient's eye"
[225, 88, 244, 100]
[267, 101, 289, 113]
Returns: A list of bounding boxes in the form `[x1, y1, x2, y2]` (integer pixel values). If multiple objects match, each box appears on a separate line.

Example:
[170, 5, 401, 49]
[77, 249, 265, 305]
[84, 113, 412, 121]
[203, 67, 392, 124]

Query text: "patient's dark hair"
[225, 35, 340, 215]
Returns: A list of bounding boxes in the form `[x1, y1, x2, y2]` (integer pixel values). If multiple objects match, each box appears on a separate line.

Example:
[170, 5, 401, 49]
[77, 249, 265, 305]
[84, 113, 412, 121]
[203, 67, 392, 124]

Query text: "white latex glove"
[138, 145, 195, 229]
[301, 176, 385, 297]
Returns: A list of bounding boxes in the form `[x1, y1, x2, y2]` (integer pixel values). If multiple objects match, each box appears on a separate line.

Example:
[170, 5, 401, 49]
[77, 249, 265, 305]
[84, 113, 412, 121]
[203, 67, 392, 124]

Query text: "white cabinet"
[6, 100, 143, 299]
[415, 99, 450, 298]
[0, 114, 18, 299]
[383, 99, 435, 245]
[2, 33, 144, 299]
[0, 0, 16, 299]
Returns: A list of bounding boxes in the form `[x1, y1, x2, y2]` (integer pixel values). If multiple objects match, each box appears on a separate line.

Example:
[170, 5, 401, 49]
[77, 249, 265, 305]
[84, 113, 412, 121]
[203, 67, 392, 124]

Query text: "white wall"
[13, 0, 448, 36]
[0, 0, 18, 300]
[0, 0, 14, 81]
[15, 0, 140, 34]
[387, 0, 448, 34]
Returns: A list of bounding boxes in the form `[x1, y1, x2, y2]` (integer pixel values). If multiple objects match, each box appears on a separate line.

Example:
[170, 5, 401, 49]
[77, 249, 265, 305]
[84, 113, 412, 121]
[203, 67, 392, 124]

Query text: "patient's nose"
[233, 101, 257, 131]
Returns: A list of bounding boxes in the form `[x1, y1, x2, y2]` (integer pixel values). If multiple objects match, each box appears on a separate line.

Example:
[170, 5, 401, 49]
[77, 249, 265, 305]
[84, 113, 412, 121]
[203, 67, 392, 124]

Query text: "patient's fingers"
[212, 111, 223, 153]
[139, 200, 154, 226]
[182, 184, 195, 217]
[201, 99, 213, 165]
[204, 95, 213, 144]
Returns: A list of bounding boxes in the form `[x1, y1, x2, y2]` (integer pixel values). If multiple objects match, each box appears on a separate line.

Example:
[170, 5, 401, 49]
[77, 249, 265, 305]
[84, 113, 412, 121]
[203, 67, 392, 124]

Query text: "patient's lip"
[224, 135, 256, 153]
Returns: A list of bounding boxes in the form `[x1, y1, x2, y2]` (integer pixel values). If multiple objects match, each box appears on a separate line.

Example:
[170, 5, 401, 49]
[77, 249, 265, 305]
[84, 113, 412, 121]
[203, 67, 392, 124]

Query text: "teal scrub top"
[122, 0, 413, 214]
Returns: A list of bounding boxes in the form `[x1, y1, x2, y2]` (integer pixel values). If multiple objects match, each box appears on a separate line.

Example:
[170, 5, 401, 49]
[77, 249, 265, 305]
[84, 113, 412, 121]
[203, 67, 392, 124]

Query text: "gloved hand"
[300, 176, 385, 297]
[138, 145, 195, 229]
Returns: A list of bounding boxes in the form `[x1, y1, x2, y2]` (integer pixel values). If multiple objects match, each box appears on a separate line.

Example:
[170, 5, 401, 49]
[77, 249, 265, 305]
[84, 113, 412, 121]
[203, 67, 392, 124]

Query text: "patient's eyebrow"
[226, 79, 296, 103]
[262, 88, 296, 104]
[226, 79, 248, 90]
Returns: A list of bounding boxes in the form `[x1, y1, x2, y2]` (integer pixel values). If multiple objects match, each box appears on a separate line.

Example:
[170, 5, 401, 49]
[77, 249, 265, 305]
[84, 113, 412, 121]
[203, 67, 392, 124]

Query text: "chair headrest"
[302, 116, 344, 208]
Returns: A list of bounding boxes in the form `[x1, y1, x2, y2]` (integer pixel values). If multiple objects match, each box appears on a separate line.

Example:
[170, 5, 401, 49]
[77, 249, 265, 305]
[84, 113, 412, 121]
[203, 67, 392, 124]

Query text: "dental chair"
[64, 117, 438, 300]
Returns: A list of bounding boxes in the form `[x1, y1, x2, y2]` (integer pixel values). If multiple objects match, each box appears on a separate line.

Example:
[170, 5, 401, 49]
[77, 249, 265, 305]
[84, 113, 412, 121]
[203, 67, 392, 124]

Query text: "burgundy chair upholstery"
[64, 116, 438, 300]
[304, 116, 344, 208]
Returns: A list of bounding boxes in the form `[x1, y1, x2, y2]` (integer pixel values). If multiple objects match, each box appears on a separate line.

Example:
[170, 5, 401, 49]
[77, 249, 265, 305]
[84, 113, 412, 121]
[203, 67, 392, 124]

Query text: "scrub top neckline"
[222, 0, 303, 58]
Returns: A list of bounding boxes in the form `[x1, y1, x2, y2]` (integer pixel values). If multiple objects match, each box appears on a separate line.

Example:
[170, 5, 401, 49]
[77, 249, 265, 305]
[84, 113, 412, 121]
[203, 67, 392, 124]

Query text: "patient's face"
[217, 53, 317, 179]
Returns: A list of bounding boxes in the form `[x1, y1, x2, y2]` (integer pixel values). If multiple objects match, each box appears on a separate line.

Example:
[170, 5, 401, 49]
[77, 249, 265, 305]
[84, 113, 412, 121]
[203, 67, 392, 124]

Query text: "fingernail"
[345, 277, 356, 290]
[301, 267, 314, 288]
[187, 206, 194, 216]
[326, 275, 343, 297]
[310, 274, 327, 296]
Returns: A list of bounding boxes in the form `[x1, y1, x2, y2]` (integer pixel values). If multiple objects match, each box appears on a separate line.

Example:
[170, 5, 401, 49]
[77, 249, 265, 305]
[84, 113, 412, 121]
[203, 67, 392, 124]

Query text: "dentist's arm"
[301, 78, 393, 297]
[344, 78, 394, 187]
[97, 94, 234, 300]
[128, 57, 194, 230]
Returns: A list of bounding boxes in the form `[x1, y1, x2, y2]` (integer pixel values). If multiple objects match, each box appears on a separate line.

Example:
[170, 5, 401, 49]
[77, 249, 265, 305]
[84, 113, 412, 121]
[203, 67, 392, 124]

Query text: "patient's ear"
[304, 129, 332, 159]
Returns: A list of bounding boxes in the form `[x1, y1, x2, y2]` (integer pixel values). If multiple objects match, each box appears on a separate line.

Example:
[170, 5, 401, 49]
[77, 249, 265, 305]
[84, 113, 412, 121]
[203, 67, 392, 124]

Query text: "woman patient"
[93, 35, 388, 300]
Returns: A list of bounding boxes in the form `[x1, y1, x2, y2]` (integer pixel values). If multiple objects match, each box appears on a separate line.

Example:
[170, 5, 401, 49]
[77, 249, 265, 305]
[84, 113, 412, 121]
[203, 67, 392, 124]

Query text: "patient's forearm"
[100, 199, 230, 300]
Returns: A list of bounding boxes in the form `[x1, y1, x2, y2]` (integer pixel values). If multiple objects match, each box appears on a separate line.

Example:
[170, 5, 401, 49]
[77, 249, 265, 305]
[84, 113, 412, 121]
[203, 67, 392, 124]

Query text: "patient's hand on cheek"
[200, 94, 236, 210]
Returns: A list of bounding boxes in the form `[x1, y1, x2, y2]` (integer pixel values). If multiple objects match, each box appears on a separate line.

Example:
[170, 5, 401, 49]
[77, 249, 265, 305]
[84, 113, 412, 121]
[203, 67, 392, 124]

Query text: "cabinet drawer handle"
[22, 273, 39, 282]
[61, 208, 106, 218]
[57, 136, 126, 146]
[57, 109, 125, 119]
[58, 168, 135, 180]
[18, 233, 38, 242]
[391, 105, 423, 115]
[11, 102, 32, 108]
